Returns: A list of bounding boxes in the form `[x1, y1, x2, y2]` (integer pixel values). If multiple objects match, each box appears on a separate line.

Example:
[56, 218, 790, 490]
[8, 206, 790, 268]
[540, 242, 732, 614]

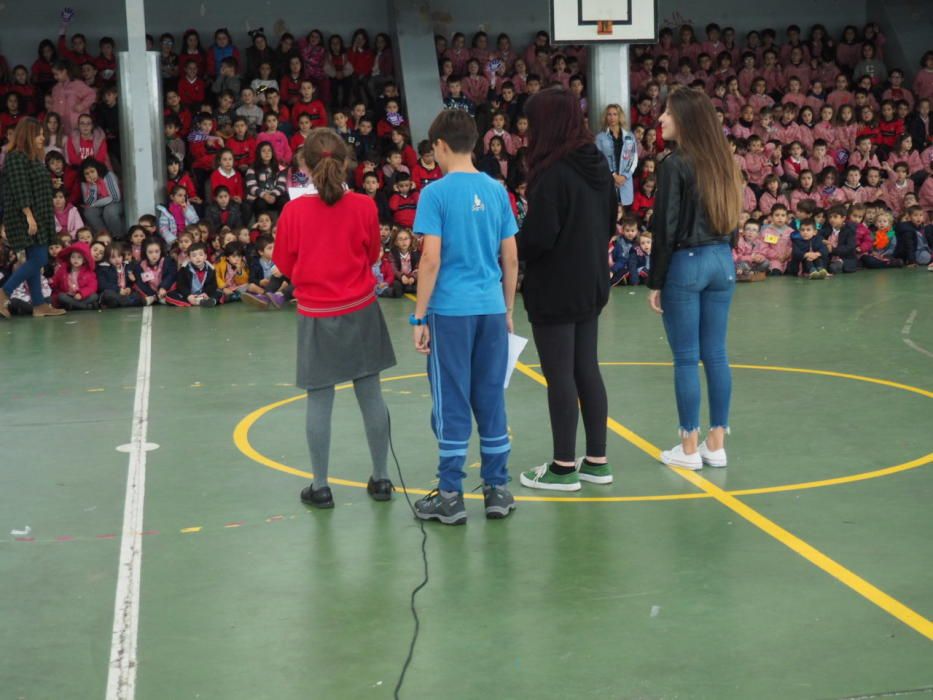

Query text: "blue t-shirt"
[413, 172, 517, 316]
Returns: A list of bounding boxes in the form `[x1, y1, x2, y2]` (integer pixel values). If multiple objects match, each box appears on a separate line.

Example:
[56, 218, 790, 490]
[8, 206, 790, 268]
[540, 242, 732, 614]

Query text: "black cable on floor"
[386, 408, 429, 700]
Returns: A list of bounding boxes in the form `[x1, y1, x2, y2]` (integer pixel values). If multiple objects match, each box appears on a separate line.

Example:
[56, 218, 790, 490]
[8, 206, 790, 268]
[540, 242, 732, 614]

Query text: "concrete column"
[118, 0, 162, 225]
[587, 43, 630, 130]
[388, 0, 444, 143]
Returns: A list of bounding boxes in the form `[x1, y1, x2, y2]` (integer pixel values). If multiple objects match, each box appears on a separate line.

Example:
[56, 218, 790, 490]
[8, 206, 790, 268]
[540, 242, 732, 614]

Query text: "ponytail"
[302, 128, 350, 206]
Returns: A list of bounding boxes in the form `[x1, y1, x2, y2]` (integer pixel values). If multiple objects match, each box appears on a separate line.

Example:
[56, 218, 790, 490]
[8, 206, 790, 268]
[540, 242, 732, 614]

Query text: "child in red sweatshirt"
[51, 241, 98, 309]
[388, 173, 419, 228]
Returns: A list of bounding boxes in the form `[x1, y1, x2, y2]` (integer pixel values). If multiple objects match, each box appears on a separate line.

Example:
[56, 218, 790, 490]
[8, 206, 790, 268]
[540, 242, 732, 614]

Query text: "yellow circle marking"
[233, 364, 933, 502]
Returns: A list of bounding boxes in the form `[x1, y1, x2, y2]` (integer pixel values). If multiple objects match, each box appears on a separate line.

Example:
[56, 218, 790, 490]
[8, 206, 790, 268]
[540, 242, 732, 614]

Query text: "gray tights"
[305, 373, 389, 487]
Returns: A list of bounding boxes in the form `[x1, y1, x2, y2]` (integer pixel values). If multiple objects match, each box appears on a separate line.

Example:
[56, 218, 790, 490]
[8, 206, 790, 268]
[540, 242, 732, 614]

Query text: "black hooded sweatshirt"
[517, 143, 617, 324]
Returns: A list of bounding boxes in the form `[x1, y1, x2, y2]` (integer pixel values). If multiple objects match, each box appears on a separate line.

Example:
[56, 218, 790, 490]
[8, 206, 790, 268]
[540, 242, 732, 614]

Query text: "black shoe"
[367, 477, 395, 502]
[482, 484, 517, 520]
[300, 483, 334, 509]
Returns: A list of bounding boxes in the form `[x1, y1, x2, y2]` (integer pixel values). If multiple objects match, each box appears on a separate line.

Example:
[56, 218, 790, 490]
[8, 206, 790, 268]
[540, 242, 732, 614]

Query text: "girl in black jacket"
[516, 88, 617, 492]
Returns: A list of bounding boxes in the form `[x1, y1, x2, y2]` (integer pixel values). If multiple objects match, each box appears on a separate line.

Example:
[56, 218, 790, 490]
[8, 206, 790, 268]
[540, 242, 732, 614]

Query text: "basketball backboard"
[550, 0, 657, 43]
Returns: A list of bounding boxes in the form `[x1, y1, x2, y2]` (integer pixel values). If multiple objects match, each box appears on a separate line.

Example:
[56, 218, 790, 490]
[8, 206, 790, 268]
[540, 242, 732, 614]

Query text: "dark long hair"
[523, 87, 592, 188]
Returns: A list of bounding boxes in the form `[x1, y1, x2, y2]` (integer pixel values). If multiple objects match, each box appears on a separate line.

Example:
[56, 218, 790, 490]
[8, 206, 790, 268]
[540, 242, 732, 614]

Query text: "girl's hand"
[158, 288, 167, 299]
[26, 215, 38, 236]
[648, 289, 663, 314]
[75, 293, 82, 300]
[506, 311, 514, 334]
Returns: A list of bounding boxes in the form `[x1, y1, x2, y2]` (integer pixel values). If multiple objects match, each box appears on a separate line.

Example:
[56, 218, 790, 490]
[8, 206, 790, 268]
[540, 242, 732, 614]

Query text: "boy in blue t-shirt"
[411, 109, 519, 525]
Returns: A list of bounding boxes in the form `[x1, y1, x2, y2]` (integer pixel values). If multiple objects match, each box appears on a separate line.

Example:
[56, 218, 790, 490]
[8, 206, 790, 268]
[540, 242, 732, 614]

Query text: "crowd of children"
[615, 22, 932, 280]
[1, 22, 931, 314]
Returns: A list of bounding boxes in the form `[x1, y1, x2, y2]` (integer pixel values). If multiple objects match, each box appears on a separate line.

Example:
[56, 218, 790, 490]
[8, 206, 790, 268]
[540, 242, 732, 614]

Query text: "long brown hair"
[524, 87, 592, 188]
[12, 117, 45, 161]
[665, 86, 742, 234]
[302, 128, 349, 206]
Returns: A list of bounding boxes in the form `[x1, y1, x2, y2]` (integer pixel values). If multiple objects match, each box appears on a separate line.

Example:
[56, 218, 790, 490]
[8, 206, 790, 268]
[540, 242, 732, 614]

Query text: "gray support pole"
[588, 44, 630, 130]
[388, 0, 443, 143]
[118, 0, 161, 226]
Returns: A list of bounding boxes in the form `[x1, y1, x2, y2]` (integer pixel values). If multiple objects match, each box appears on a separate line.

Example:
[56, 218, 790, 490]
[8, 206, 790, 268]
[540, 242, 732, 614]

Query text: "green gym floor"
[2, 272, 932, 700]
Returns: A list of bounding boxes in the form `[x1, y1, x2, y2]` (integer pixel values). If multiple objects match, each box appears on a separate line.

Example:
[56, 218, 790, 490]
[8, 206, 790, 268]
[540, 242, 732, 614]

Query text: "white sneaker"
[660, 444, 703, 470]
[698, 441, 727, 468]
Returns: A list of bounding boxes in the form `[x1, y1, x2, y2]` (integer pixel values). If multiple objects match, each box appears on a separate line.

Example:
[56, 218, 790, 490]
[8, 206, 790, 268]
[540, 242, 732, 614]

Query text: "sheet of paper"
[504, 333, 529, 388]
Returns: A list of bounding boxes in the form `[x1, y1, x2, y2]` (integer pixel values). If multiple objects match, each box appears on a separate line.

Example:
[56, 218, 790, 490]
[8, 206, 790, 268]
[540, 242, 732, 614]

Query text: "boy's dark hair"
[362, 171, 379, 182]
[223, 242, 244, 257]
[111, 241, 129, 257]
[213, 185, 230, 198]
[164, 115, 182, 129]
[46, 151, 65, 166]
[799, 218, 816, 230]
[428, 109, 478, 154]
[526, 73, 542, 84]
[255, 235, 274, 251]
[220, 57, 237, 69]
[196, 112, 213, 125]
[395, 171, 412, 183]
[446, 75, 461, 85]
[827, 205, 847, 219]
[620, 215, 639, 228]
[796, 199, 818, 215]
[220, 89, 236, 102]
[771, 204, 788, 214]
[232, 116, 248, 126]
[188, 241, 208, 254]
[417, 139, 433, 156]
[138, 214, 158, 228]
[906, 205, 923, 217]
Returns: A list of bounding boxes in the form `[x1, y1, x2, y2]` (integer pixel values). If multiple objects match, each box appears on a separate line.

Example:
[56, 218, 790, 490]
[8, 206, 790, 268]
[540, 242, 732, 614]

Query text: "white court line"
[901, 309, 933, 359]
[105, 305, 153, 700]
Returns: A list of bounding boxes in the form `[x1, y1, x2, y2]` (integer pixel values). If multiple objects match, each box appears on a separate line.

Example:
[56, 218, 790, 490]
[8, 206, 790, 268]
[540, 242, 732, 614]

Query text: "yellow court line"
[515, 361, 933, 641]
[235, 364, 933, 500]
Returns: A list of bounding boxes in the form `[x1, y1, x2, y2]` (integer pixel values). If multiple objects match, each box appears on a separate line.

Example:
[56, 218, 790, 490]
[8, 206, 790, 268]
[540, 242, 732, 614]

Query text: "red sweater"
[209, 168, 246, 201]
[291, 99, 328, 129]
[388, 190, 420, 227]
[273, 192, 382, 317]
[178, 76, 206, 109]
[411, 161, 442, 190]
[227, 135, 256, 171]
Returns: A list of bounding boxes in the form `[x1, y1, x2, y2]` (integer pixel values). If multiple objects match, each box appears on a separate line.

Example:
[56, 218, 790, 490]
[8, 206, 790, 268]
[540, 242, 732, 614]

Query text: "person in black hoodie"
[516, 87, 617, 492]
[648, 86, 744, 471]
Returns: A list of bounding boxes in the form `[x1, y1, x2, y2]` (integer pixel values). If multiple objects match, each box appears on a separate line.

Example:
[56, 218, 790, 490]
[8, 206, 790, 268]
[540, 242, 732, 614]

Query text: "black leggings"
[532, 316, 608, 462]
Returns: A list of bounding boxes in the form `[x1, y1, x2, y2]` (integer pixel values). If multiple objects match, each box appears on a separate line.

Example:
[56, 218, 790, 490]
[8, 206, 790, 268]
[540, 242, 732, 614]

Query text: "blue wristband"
[409, 313, 426, 326]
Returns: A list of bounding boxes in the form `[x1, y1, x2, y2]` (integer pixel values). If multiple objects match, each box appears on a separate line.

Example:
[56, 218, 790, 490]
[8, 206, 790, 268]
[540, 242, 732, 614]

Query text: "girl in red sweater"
[209, 148, 249, 221]
[272, 128, 397, 509]
[631, 175, 657, 221]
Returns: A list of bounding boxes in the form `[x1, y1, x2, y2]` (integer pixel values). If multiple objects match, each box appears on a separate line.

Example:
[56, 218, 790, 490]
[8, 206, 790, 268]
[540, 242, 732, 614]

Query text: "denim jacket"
[595, 128, 638, 205]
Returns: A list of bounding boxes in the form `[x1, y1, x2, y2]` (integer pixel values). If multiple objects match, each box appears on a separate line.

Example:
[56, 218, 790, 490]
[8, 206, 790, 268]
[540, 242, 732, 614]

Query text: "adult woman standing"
[49, 61, 96, 134]
[272, 128, 397, 509]
[594, 103, 639, 207]
[647, 86, 743, 469]
[0, 118, 66, 318]
[517, 87, 618, 491]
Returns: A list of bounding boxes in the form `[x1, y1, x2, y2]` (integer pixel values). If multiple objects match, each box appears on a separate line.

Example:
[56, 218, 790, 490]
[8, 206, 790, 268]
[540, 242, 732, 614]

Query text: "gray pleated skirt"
[296, 301, 397, 390]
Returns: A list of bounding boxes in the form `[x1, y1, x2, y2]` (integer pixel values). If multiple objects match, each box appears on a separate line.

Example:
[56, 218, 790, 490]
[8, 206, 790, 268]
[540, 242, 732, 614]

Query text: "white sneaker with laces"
[698, 441, 727, 467]
[660, 444, 703, 470]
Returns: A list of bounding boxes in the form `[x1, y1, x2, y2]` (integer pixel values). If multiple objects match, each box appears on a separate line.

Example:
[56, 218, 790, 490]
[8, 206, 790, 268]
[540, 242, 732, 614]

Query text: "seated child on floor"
[214, 242, 250, 302]
[627, 231, 652, 286]
[790, 218, 829, 279]
[168, 242, 220, 307]
[734, 219, 770, 281]
[242, 235, 293, 309]
[97, 242, 142, 308]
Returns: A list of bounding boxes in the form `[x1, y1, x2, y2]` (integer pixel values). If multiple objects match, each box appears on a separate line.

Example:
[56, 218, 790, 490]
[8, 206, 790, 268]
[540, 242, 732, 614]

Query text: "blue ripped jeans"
[660, 243, 735, 436]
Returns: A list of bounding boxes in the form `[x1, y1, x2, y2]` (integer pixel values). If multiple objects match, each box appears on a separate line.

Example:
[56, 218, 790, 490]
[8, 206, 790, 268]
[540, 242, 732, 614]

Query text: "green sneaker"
[578, 459, 613, 485]
[520, 463, 581, 492]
